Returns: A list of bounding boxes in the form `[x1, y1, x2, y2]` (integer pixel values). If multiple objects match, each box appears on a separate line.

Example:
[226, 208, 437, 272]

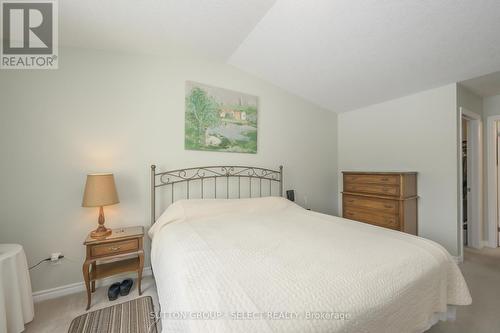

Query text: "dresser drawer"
[344, 183, 400, 197]
[343, 194, 398, 214]
[344, 174, 399, 185]
[343, 209, 399, 229]
[90, 239, 139, 258]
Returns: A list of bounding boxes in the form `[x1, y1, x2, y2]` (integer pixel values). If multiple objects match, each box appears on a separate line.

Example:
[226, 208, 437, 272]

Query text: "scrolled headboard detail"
[150, 165, 283, 224]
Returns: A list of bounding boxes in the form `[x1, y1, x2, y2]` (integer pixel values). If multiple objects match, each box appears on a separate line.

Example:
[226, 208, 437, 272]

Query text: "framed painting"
[185, 81, 258, 153]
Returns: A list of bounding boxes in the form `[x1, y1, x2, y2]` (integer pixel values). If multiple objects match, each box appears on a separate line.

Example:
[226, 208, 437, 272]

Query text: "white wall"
[0, 47, 338, 292]
[457, 84, 483, 117]
[483, 94, 500, 118]
[338, 84, 460, 255]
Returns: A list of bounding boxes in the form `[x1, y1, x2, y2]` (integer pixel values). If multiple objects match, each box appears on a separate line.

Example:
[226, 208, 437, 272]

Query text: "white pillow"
[148, 196, 295, 238]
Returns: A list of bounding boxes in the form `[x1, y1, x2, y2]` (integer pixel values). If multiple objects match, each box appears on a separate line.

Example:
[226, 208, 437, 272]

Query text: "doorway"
[459, 108, 483, 255]
[462, 118, 469, 246]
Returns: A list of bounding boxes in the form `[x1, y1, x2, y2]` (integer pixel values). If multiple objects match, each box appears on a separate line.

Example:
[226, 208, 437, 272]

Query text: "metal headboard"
[150, 165, 283, 224]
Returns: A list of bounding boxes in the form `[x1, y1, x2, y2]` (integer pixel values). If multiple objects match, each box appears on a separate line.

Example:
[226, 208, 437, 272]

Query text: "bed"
[148, 165, 471, 333]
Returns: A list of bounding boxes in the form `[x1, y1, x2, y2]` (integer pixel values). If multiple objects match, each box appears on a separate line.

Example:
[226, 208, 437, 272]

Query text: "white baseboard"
[467, 240, 497, 250]
[32, 266, 152, 303]
[453, 256, 463, 264]
[483, 240, 497, 248]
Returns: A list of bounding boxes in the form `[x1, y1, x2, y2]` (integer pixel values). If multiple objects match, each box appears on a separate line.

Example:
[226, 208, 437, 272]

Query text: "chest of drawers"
[342, 172, 418, 234]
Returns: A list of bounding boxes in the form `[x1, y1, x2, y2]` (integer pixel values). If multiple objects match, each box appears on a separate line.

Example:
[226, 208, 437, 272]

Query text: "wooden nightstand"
[82, 226, 144, 310]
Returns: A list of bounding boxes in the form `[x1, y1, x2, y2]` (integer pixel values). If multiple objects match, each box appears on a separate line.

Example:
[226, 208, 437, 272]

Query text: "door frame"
[486, 115, 500, 248]
[458, 108, 483, 255]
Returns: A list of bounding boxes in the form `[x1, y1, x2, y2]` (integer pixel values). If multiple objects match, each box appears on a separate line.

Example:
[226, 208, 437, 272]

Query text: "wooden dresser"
[342, 172, 418, 235]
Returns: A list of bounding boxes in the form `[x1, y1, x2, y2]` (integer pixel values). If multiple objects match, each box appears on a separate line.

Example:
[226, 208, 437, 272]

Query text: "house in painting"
[219, 109, 247, 121]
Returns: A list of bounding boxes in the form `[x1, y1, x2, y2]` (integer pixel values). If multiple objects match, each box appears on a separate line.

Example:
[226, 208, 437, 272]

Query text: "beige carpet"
[427, 247, 500, 333]
[26, 248, 500, 333]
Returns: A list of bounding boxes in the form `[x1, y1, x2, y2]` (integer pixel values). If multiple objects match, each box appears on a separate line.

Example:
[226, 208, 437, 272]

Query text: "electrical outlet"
[50, 252, 63, 263]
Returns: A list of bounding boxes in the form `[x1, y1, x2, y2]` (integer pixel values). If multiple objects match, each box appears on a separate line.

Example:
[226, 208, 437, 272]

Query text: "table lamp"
[82, 173, 119, 239]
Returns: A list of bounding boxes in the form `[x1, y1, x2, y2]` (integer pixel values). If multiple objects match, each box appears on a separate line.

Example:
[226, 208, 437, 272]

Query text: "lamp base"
[90, 226, 112, 239]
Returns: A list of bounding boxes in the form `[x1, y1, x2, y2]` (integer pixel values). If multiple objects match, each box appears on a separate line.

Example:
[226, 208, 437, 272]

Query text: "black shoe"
[120, 279, 133, 296]
[108, 282, 121, 301]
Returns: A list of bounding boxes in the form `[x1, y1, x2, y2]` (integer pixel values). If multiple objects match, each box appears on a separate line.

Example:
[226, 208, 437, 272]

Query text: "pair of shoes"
[108, 279, 134, 301]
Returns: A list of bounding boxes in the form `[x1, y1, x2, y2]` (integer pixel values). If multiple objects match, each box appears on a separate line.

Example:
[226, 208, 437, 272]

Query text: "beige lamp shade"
[82, 173, 119, 207]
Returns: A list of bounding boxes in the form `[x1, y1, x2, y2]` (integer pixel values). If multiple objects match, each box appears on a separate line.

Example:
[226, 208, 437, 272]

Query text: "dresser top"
[342, 171, 417, 175]
[84, 226, 144, 245]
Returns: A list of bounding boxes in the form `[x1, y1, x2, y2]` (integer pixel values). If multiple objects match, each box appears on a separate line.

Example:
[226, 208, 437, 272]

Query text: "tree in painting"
[185, 87, 220, 147]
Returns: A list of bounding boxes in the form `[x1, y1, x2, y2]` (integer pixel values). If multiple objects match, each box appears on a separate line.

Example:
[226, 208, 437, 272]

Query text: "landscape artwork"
[185, 81, 258, 153]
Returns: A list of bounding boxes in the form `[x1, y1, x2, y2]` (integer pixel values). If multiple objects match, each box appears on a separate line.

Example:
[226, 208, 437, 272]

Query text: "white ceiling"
[60, 0, 276, 59]
[460, 71, 500, 97]
[229, 0, 500, 112]
[58, 0, 500, 112]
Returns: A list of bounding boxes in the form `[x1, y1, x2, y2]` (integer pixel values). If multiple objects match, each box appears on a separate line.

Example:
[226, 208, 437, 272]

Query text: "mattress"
[149, 197, 471, 333]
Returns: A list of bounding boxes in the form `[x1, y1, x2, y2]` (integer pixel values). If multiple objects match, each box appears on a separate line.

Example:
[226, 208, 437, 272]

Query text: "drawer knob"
[384, 205, 392, 208]
[381, 178, 389, 181]
[109, 246, 120, 251]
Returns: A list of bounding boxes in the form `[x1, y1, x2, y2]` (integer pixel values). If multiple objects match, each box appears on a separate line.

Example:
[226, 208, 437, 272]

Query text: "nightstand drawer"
[90, 239, 139, 257]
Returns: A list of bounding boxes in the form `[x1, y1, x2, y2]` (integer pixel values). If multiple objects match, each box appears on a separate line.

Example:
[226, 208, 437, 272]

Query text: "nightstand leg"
[82, 261, 91, 310]
[91, 262, 96, 293]
[138, 251, 144, 295]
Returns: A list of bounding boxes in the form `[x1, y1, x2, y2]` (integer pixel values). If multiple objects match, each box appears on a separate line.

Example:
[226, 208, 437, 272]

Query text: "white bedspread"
[149, 197, 471, 333]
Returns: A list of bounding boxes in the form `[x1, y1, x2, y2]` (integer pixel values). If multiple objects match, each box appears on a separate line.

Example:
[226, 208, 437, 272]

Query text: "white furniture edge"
[32, 266, 152, 303]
